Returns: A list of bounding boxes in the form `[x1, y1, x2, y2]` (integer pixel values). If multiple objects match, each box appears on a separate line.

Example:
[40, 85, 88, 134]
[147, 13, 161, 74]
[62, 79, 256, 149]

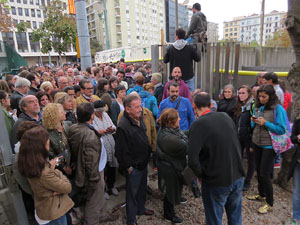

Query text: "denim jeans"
[48, 215, 67, 225]
[184, 77, 195, 92]
[293, 162, 300, 220]
[126, 167, 147, 225]
[201, 177, 243, 225]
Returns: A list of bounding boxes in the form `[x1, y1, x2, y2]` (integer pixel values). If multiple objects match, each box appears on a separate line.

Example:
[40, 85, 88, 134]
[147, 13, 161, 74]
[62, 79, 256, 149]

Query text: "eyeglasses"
[84, 87, 94, 90]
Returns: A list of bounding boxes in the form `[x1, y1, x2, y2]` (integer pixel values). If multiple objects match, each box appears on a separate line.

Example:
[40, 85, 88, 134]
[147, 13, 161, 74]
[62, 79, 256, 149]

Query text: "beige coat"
[28, 165, 74, 221]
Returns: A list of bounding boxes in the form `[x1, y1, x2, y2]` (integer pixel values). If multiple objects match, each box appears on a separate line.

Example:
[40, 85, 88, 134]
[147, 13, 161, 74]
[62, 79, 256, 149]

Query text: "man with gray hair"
[104, 66, 113, 80]
[10, 77, 31, 116]
[57, 76, 69, 91]
[115, 94, 154, 225]
[10, 95, 42, 151]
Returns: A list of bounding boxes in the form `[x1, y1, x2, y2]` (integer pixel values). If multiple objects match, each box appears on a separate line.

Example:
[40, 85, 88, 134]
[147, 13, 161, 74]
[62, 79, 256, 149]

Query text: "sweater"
[188, 112, 245, 187]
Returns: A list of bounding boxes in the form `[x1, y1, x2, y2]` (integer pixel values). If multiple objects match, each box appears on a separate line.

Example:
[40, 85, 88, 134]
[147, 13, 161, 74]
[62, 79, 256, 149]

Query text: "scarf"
[163, 127, 188, 143]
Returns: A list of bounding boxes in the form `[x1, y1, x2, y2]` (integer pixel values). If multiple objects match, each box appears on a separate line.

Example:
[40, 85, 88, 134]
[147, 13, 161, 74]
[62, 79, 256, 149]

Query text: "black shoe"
[180, 197, 187, 204]
[147, 186, 153, 195]
[165, 215, 183, 224]
[243, 182, 250, 191]
[192, 186, 201, 198]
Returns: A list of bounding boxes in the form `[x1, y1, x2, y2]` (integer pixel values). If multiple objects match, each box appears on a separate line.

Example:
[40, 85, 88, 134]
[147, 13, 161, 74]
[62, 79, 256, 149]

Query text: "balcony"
[115, 13, 120, 17]
[114, 4, 120, 9]
[116, 21, 121, 26]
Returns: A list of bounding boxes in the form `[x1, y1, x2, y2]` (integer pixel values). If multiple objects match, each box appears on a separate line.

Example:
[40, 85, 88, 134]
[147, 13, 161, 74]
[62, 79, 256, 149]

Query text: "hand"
[297, 134, 300, 141]
[98, 129, 107, 135]
[249, 147, 254, 152]
[63, 166, 72, 175]
[52, 192, 60, 196]
[90, 96, 97, 103]
[253, 117, 266, 126]
[49, 156, 62, 169]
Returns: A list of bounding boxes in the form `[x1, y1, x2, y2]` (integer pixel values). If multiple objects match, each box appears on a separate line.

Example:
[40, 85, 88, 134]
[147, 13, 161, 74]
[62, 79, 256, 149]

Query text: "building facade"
[88, 0, 165, 50]
[223, 11, 286, 45]
[207, 22, 218, 42]
[0, 0, 77, 67]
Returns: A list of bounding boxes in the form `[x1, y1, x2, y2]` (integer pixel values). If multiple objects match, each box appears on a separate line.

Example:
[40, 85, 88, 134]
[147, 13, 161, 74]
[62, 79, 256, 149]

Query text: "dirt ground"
[104, 167, 294, 225]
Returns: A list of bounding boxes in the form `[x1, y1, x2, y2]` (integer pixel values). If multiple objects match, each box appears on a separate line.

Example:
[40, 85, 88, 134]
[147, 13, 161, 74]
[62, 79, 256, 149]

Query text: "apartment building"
[207, 22, 218, 42]
[88, 0, 165, 50]
[0, 0, 77, 67]
[223, 11, 286, 45]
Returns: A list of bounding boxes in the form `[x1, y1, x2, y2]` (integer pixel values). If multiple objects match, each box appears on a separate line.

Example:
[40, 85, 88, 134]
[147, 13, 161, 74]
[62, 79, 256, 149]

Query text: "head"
[40, 81, 54, 95]
[35, 91, 50, 108]
[124, 95, 142, 121]
[168, 82, 179, 101]
[175, 28, 186, 40]
[222, 84, 235, 99]
[63, 86, 75, 99]
[15, 77, 31, 94]
[44, 76, 57, 89]
[0, 80, 10, 93]
[115, 85, 126, 100]
[5, 75, 17, 85]
[96, 78, 109, 94]
[18, 126, 49, 178]
[42, 103, 65, 129]
[193, 93, 211, 111]
[255, 84, 279, 109]
[19, 95, 40, 116]
[279, 79, 287, 93]
[255, 72, 265, 86]
[109, 76, 118, 90]
[262, 72, 279, 85]
[104, 66, 113, 78]
[171, 67, 182, 81]
[54, 92, 73, 111]
[116, 70, 125, 82]
[26, 73, 40, 88]
[16, 121, 40, 142]
[76, 102, 94, 123]
[134, 73, 145, 86]
[157, 108, 180, 128]
[143, 83, 155, 95]
[18, 70, 30, 78]
[237, 85, 252, 103]
[151, 73, 162, 85]
[57, 76, 69, 90]
[73, 85, 81, 97]
[79, 79, 94, 97]
[67, 68, 74, 77]
[57, 69, 65, 77]
[93, 100, 106, 117]
[192, 3, 201, 13]
[0, 90, 10, 109]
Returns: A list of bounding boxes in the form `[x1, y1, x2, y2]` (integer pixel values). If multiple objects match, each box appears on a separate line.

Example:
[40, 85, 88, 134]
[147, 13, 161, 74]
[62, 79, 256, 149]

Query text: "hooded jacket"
[187, 11, 207, 37]
[139, 90, 158, 118]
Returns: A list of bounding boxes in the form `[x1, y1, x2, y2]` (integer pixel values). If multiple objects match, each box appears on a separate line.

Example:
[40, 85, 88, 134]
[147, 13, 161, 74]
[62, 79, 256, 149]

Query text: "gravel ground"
[104, 167, 294, 225]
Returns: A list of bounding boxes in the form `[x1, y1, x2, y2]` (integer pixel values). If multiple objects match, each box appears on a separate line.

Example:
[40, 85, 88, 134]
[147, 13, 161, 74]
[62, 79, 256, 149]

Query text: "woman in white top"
[92, 100, 119, 196]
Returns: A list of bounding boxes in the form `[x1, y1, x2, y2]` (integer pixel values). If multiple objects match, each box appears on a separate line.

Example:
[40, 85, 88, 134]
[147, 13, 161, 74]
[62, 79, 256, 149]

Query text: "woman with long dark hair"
[233, 85, 255, 191]
[247, 85, 287, 214]
[156, 108, 188, 224]
[18, 126, 74, 225]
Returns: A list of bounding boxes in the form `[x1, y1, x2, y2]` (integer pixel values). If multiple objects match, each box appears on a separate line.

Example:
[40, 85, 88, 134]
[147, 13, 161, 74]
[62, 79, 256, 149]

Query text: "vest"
[252, 107, 275, 146]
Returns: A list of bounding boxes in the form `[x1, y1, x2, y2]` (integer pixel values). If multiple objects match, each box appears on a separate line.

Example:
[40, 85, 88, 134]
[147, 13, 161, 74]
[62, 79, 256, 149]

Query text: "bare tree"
[286, 0, 300, 119]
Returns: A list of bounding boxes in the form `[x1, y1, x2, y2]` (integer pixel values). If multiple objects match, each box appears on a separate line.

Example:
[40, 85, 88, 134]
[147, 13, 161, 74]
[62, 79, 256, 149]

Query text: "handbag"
[180, 166, 196, 186]
[268, 105, 294, 154]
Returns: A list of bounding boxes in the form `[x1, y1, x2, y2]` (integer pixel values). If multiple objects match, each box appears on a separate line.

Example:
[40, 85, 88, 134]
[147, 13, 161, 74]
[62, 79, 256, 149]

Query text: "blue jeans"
[186, 37, 195, 43]
[48, 215, 67, 225]
[293, 162, 300, 220]
[201, 177, 243, 225]
[126, 167, 147, 225]
[184, 77, 195, 91]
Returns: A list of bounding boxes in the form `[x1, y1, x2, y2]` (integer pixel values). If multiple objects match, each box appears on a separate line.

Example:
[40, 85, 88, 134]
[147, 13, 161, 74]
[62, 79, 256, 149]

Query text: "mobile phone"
[252, 115, 258, 119]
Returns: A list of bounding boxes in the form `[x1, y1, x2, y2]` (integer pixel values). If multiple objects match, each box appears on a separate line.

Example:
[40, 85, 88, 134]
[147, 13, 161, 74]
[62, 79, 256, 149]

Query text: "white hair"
[15, 77, 30, 88]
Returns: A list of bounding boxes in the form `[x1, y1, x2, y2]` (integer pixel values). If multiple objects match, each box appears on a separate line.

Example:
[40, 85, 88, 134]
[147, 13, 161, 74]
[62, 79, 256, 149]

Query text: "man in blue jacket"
[157, 82, 195, 131]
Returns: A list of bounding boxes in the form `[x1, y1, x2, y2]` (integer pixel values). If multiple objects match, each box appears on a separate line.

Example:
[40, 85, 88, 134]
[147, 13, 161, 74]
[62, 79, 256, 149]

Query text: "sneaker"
[258, 203, 272, 214]
[247, 194, 266, 201]
[192, 186, 201, 198]
[104, 192, 110, 200]
[111, 187, 119, 196]
[285, 219, 300, 225]
[242, 182, 250, 192]
[70, 211, 80, 225]
[274, 163, 281, 169]
[165, 215, 183, 224]
[180, 197, 187, 204]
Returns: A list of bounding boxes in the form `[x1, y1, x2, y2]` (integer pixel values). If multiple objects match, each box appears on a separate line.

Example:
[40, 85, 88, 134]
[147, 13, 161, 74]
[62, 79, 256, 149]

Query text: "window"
[2, 32, 15, 49]
[16, 32, 28, 52]
[25, 8, 29, 16]
[10, 0, 14, 2]
[13, 19, 18, 25]
[31, 9, 35, 17]
[18, 7, 23, 16]
[37, 9, 41, 18]
[41, 0, 45, 5]
[39, 22, 42, 27]
[26, 20, 31, 28]
[32, 21, 37, 29]
[30, 0, 33, 4]
[36, 0, 39, 5]
[23, 0, 27, 3]
[17, 0, 21, 3]
[11, 6, 16, 15]
[29, 33, 40, 52]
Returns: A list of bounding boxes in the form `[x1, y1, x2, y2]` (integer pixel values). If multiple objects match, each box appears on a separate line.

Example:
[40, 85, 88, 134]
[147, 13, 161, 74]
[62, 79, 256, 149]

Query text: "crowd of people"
[0, 13, 299, 224]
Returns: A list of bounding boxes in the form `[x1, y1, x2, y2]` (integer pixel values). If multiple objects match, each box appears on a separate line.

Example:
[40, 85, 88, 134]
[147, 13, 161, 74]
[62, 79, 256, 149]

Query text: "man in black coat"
[115, 94, 154, 225]
[164, 28, 200, 91]
[188, 93, 245, 225]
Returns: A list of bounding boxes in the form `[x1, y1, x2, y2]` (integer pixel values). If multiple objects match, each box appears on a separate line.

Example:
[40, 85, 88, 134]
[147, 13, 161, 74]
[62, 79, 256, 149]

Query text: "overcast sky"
[180, 0, 288, 38]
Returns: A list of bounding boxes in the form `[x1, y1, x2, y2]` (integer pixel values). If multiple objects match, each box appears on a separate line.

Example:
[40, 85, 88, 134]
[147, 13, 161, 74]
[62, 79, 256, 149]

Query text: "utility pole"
[75, 0, 92, 71]
[175, 0, 178, 29]
[259, 0, 265, 65]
